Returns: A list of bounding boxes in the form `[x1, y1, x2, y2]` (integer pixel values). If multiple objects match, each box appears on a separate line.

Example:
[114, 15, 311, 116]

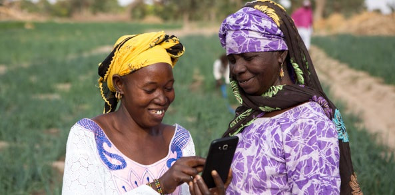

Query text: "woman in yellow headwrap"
[62, 31, 226, 195]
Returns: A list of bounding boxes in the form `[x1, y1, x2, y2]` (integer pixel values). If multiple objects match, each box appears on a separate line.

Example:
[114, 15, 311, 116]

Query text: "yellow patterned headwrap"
[98, 31, 185, 113]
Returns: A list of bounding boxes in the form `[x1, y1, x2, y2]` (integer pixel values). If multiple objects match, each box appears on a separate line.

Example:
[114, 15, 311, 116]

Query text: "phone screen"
[201, 136, 239, 188]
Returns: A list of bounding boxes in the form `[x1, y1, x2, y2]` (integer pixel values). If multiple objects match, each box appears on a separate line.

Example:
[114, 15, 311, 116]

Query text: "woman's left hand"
[189, 169, 232, 195]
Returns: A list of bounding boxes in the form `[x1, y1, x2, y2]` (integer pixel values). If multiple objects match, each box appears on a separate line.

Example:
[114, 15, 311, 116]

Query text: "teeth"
[154, 110, 164, 115]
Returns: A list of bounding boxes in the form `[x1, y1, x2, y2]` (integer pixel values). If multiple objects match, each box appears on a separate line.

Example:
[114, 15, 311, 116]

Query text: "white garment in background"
[213, 59, 230, 84]
[297, 27, 312, 50]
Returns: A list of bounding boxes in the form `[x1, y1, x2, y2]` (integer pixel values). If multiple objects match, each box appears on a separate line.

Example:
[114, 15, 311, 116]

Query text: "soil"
[310, 46, 395, 150]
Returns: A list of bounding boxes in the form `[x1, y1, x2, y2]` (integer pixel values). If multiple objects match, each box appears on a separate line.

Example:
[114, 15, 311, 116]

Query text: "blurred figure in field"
[213, 54, 234, 113]
[213, 54, 230, 90]
[291, 0, 313, 50]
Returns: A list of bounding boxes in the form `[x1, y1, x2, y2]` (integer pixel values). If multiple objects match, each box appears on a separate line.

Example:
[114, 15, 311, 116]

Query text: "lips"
[238, 77, 253, 86]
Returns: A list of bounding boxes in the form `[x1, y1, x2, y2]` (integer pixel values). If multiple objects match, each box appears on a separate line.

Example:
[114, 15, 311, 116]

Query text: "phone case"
[201, 136, 239, 188]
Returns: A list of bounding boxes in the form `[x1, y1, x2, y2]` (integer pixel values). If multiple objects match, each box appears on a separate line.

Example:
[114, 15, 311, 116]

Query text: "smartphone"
[201, 136, 239, 188]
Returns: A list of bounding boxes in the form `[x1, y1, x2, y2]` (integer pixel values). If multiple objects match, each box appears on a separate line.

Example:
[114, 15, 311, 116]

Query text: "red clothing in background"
[291, 7, 313, 28]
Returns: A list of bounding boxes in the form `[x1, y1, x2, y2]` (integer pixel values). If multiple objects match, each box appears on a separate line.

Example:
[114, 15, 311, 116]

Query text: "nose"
[154, 90, 168, 105]
[231, 59, 246, 75]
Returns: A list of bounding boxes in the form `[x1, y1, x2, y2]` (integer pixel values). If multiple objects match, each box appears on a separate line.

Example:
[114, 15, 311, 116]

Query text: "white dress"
[62, 118, 196, 195]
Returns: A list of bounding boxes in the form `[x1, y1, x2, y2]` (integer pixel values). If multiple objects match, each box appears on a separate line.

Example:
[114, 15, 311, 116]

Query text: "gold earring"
[115, 91, 122, 100]
[279, 62, 285, 78]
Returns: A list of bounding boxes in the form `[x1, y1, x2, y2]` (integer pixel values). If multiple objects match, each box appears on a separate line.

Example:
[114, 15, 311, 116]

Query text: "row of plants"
[312, 34, 395, 85]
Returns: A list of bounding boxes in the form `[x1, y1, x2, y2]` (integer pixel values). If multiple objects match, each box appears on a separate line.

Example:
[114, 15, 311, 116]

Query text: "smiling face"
[116, 62, 175, 129]
[227, 51, 282, 96]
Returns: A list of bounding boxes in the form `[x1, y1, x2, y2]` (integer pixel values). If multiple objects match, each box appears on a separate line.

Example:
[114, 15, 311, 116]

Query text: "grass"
[312, 34, 395, 85]
[0, 21, 394, 194]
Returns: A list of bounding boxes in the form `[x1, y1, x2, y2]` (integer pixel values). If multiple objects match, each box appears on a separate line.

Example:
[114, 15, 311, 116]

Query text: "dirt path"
[310, 45, 395, 150]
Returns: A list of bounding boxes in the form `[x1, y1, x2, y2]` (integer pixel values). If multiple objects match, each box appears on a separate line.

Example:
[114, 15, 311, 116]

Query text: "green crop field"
[312, 34, 395, 85]
[1, 22, 394, 194]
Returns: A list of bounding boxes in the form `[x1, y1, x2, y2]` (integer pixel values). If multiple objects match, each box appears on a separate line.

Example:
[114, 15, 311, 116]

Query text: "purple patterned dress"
[227, 102, 340, 194]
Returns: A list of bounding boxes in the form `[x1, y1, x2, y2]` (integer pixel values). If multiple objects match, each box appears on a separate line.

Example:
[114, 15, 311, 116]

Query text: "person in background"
[291, 0, 313, 50]
[62, 31, 228, 195]
[213, 53, 230, 89]
[213, 54, 234, 114]
[219, 0, 362, 194]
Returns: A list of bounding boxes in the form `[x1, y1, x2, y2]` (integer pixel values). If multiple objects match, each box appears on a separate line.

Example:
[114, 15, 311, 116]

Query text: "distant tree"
[128, 0, 148, 20]
[51, 0, 73, 17]
[91, 0, 120, 14]
[325, 0, 365, 18]
[314, 0, 326, 21]
[68, 0, 93, 15]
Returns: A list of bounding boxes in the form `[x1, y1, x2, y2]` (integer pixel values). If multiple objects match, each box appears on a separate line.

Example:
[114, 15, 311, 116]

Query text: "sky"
[117, 0, 395, 14]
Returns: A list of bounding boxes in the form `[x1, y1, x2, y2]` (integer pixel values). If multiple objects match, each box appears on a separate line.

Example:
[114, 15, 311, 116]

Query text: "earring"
[279, 62, 285, 78]
[115, 91, 122, 100]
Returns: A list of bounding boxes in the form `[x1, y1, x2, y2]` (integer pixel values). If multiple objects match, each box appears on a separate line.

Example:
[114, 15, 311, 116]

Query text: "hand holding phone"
[201, 136, 239, 189]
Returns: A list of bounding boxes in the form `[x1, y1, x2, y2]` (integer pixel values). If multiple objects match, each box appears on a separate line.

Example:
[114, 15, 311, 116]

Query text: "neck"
[113, 106, 161, 136]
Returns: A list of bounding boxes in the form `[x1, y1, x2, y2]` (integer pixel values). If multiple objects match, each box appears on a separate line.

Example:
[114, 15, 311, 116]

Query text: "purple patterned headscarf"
[219, 7, 288, 55]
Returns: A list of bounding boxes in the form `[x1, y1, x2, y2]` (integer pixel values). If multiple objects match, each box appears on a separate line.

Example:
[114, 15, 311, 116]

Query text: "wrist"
[147, 179, 164, 195]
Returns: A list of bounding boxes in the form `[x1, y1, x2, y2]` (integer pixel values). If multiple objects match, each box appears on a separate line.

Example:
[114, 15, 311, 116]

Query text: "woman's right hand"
[189, 169, 233, 195]
[158, 156, 206, 194]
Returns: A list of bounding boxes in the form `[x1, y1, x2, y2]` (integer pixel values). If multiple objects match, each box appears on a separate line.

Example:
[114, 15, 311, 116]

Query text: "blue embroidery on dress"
[166, 125, 190, 168]
[78, 119, 127, 170]
[332, 109, 349, 142]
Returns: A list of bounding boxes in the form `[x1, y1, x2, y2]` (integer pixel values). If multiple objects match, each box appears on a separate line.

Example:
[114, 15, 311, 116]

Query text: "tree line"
[1, 0, 365, 22]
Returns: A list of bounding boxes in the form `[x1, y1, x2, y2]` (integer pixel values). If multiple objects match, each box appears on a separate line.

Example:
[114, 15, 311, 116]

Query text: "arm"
[284, 117, 341, 194]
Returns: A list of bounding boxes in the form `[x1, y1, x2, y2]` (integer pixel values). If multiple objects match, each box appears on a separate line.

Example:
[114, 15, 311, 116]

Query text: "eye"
[164, 86, 173, 92]
[227, 55, 236, 64]
[243, 54, 256, 61]
[143, 88, 155, 94]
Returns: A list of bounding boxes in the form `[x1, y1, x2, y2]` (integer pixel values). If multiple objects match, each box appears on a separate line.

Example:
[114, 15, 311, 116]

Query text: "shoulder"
[67, 118, 103, 147]
[70, 118, 99, 132]
[281, 102, 337, 137]
[266, 102, 336, 133]
[172, 124, 195, 156]
[171, 124, 193, 146]
[285, 101, 332, 122]
[173, 124, 192, 140]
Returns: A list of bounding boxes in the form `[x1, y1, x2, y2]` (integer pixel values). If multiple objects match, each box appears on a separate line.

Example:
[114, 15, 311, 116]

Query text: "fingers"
[224, 168, 233, 188]
[193, 175, 209, 195]
[169, 157, 206, 183]
[189, 181, 195, 195]
[184, 156, 206, 168]
[211, 170, 225, 194]
[177, 157, 205, 178]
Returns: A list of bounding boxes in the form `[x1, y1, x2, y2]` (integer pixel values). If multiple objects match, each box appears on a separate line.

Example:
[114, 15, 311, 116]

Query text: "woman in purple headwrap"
[218, 0, 362, 194]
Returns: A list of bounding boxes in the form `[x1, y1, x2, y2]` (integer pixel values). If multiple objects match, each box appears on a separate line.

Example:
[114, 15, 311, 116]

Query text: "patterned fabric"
[227, 102, 341, 194]
[62, 118, 195, 195]
[219, 0, 360, 194]
[219, 7, 288, 55]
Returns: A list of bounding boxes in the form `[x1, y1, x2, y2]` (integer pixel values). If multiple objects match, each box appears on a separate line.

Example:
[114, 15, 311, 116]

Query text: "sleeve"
[213, 59, 222, 80]
[283, 116, 341, 194]
[62, 124, 119, 194]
